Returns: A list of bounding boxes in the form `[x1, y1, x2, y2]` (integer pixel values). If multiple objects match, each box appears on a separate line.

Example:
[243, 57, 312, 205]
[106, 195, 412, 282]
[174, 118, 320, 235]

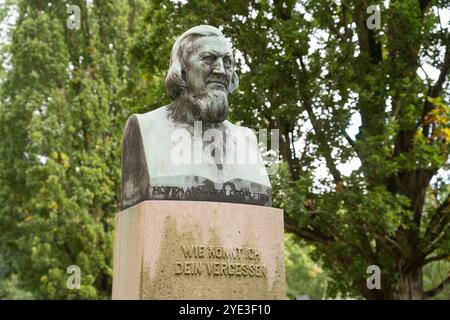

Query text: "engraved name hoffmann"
[175, 245, 267, 278]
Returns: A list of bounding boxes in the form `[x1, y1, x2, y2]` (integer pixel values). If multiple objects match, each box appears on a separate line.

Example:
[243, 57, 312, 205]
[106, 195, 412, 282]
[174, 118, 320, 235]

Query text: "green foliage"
[423, 259, 450, 300]
[0, 0, 146, 299]
[0, 274, 34, 300]
[0, 0, 449, 300]
[284, 234, 330, 300]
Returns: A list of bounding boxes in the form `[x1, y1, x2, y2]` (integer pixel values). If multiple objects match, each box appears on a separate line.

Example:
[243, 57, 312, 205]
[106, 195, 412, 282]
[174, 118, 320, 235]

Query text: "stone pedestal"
[112, 200, 285, 299]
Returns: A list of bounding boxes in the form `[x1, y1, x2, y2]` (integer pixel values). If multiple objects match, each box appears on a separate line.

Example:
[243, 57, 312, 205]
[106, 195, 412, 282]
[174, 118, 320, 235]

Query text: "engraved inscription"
[152, 186, 270, 204]
[174, 245, 267, 277]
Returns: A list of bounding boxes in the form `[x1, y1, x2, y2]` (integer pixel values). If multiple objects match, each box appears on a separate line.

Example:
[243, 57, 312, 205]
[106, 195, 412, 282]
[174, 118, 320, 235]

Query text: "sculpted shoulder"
[221, 120, 259, 144]
[222, 120, 254, 133]
[125, 106, 256, 137]
[123, 106, 176, 140]
[126, 105, 170, 128]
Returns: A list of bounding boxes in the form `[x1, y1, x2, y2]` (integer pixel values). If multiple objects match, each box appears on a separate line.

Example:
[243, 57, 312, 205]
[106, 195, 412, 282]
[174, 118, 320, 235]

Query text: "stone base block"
[112, 200, 285, 299]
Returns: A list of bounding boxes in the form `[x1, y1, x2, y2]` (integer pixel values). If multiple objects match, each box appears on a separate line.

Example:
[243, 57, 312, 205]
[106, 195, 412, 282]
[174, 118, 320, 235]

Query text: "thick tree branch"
[353, 1, 382, 64]
[284, 216, 334, 244]
[424, 194, 450, 240]
[298, 56, 343, 185]
[343, 131, 356, 148]
[280, 125, 299, 181]
[422, 226, 450, 257]
[362, 223, 404, 259]
[423, 275, 450, 298]
[422, 253, 450, 266]
[310, 213, 378, 262]
[419, 0, 432, 16]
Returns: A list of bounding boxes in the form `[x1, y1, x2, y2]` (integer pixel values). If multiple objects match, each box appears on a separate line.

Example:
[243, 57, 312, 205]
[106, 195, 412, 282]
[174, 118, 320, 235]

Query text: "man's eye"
[224, 59, 232, 68]
[202, 56, 215, 63]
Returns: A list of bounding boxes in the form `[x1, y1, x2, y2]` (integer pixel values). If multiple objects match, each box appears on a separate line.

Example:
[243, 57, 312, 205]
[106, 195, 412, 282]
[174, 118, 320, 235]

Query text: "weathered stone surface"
[112, 200, 286, 300]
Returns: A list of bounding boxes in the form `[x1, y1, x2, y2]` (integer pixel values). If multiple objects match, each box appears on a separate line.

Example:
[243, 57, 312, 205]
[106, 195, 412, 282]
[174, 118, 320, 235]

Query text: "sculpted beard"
[168, 87, 229, 123]
[188, 89, 229, 123]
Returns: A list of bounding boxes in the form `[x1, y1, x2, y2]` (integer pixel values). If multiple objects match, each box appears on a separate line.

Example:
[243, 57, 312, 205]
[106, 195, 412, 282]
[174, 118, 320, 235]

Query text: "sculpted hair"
[165, 25, 239, 100]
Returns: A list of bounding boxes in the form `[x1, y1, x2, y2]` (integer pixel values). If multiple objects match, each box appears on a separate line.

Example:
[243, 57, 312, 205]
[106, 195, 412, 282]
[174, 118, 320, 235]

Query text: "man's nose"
[212, 58, 226, 75]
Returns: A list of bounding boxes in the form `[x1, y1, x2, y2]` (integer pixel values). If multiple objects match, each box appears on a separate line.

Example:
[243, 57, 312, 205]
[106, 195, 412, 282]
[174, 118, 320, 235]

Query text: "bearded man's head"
[165, 25, 239, 123]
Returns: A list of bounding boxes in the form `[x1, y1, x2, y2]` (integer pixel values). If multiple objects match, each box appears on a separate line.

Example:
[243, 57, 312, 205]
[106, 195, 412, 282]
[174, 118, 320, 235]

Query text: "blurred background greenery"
[0, 0, 448, 299]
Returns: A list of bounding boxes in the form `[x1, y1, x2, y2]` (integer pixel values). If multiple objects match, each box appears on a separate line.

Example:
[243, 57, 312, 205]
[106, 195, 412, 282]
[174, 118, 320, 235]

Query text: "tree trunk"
[392, 267, 424, 300]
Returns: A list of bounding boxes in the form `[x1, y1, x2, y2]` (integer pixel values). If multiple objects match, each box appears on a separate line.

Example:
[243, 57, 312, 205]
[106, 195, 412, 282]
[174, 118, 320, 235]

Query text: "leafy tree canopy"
[0, 0, 448, 299]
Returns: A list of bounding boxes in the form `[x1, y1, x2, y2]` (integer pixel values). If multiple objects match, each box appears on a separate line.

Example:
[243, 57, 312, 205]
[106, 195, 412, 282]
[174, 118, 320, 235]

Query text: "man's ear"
[229, 71, 239, 93]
